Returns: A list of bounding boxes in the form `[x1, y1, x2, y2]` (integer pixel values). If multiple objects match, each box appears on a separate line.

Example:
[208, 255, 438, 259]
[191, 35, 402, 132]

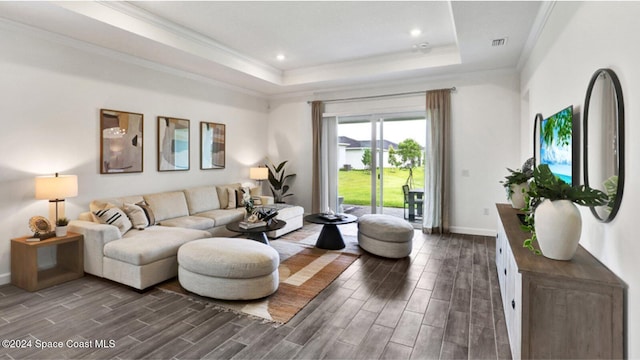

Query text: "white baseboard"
[0, 272, 10, 286]
[449, 226, 497, 237]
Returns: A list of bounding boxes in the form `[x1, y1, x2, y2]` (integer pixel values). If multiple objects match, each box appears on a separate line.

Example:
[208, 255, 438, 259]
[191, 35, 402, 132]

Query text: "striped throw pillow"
[94, 207, 132, 235]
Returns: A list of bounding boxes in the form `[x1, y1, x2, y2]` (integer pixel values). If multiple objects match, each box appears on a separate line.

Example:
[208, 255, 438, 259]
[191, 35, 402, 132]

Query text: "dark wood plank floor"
[0, 229, 511, 360]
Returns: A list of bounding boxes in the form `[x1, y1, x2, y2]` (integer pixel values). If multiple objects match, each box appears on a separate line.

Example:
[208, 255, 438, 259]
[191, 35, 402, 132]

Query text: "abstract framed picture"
[200, 122, 225, 169]
[100, 109, 143, 174]
[158, 116, 190, 171]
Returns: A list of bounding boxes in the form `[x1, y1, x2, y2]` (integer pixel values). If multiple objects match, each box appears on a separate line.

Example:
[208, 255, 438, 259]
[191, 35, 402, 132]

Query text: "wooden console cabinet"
[496, 204, 624, 359]
[11, 232, 84, 291]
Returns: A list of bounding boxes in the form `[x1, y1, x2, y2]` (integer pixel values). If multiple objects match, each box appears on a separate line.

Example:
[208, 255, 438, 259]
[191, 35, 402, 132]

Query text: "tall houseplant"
[266, 159, 296, 203]
[522, 164, 607, 260]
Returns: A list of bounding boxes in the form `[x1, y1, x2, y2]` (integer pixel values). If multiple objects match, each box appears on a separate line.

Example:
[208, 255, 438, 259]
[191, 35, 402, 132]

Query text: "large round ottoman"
[177, 238, 280, 300]
[358, 214, 414, 258]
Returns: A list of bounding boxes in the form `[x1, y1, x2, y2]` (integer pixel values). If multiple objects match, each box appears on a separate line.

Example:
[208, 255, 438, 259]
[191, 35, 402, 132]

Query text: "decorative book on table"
[319, 214, 345, 221]
[239, 221, 267, 229]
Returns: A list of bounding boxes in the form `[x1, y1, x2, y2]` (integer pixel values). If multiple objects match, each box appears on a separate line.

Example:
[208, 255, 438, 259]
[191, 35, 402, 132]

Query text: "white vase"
[534, 199, 582, 260]
[510, 182, 529, 209]
[55, 226, 68, 237]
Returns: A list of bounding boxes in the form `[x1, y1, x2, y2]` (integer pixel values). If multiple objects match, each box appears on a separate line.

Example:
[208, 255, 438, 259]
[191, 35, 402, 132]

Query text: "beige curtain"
[423, 89, 451, 234]
[311, 101, 323, 213]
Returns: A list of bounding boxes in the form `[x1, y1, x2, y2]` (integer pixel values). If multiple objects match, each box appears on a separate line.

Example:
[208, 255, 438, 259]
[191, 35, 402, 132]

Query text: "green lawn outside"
[338, 167, 425, 208]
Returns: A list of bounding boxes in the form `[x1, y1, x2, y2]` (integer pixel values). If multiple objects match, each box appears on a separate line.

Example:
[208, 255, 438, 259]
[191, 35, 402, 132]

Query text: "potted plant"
[55, 217, 69, 237]
[501, 167, 532, 209]
[521, 164, 607, 260]
[265, 159, 296, 203]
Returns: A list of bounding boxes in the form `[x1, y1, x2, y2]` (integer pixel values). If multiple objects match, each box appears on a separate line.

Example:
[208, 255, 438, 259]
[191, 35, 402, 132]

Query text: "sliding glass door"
[336, 112, 426, 220]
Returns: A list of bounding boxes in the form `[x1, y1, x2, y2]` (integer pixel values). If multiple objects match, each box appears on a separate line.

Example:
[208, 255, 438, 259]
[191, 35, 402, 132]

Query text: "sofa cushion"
[269, 204, 304, 220]
[159, 215, 215, 231]
[136, 201, 157, 225]
[90, 195, 145, 213]
[195, 208, 245, 226]
[143, 191, 189, 222]
[216, 183, 241, 209]
[184, 185, 220, 214]
[93, 207, 132, 236]
[226, 188, 237, 209]
[123, 203, 149, 229]
[104, 226, 210, 266]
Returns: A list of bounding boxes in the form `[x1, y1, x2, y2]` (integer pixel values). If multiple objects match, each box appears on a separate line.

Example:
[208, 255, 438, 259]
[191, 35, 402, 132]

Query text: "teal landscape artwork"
[540, 106, 573, 185]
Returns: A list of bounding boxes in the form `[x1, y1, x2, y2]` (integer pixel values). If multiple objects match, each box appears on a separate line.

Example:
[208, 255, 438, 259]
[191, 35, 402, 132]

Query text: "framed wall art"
[100, 109, 143, 174]
[200, 122, 225, 169]
[158, 116, 190, 171]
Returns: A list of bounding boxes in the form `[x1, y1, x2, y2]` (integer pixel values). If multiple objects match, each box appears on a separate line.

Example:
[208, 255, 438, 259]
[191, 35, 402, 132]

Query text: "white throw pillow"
[93, 207, 132, 235]
[123, 203, 149, 230]
[226, 188, 236, 209]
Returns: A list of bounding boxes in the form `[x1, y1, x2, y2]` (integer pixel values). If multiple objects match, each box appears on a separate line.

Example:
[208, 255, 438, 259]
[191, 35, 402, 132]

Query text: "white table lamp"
[250, 167, 269, 194]
[35, 173, 78, 224]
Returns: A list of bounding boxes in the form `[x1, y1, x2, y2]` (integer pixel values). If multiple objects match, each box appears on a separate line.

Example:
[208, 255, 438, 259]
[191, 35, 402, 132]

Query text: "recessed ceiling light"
[412, 42, 430, 53]
[276, 54, 285, 61]
[410, 28, 422, 37]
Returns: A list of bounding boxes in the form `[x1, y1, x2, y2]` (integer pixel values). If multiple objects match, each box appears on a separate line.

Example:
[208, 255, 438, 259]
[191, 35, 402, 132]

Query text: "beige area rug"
[157, 223, 362, 325]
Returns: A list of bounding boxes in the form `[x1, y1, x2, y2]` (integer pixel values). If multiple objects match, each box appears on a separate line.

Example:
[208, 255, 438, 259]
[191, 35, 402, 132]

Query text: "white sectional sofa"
[69, 183, 303, 290]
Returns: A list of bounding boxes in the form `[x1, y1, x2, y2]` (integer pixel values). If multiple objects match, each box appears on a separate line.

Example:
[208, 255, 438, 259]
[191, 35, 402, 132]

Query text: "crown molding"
[517, 1, 556, 70]
[54, 1, 284, 85]
[0, 17, 269, 100]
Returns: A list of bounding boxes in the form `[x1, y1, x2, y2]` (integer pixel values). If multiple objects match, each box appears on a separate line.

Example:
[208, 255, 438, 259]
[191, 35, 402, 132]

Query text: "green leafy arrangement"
[527, 165, 608, 206]
[500, 158, 535, 200]
[266, 159, 296, 203]
[56, 217, 69, 226]
[603, 175, 618, 212]
[520, 164, 608, 254]
[500, 167, 532, 200]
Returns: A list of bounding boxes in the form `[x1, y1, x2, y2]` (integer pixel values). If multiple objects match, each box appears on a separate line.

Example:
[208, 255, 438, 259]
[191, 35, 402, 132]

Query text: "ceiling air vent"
[492, 38, 508, 47]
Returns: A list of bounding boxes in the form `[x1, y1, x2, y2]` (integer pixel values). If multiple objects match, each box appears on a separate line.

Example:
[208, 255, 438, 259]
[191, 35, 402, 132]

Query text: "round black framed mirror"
[583, 68, 625, 222]
[532, 113, 543, 166]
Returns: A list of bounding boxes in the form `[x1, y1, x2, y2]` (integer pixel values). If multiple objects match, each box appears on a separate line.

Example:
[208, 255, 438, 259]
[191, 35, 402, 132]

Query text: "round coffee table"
[304, 213, 358, 250]
[226, 220, 286, 245]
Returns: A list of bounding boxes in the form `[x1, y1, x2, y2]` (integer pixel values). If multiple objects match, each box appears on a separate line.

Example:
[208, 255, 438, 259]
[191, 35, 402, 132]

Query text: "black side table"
[226, 220, 286, 245]
[304, 213, 358, 250]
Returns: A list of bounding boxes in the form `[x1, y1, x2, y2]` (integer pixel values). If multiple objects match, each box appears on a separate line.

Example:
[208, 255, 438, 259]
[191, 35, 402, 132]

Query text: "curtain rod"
[306, 86, 456, 104]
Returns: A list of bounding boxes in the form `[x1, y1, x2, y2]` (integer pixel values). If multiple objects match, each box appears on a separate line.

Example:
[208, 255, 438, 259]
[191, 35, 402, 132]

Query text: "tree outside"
[397, 138, 422, 167]
[396, 138, 422, 187]
[340, 137, 426, 208]
[388, 146, 403, 171]
[361, 148, 371, 170]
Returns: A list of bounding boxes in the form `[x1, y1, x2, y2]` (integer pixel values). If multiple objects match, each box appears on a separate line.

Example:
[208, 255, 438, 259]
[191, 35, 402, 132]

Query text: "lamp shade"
[249, 167, 269, 181]
[35, 174, 78, 200]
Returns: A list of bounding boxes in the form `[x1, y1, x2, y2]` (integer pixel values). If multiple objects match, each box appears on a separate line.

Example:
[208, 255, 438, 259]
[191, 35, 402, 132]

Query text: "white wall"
[269, 69, 521, 236]
[520, 2, 639, 356]
[0, 21, 269, 283]
[266, 99, 311, 210]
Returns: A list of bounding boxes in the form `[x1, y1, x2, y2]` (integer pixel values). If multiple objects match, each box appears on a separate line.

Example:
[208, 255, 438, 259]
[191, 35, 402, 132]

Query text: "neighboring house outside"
[338, 136, 399, 170]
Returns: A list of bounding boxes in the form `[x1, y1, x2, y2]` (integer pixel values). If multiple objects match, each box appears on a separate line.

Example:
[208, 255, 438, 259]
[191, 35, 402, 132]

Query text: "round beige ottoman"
[177, 238, 279, 300]
[358, 214, 414, 258]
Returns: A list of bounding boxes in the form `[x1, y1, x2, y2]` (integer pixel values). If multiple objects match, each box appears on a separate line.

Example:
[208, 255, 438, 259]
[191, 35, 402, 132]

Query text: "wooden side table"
[11, 232, 84, 291]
